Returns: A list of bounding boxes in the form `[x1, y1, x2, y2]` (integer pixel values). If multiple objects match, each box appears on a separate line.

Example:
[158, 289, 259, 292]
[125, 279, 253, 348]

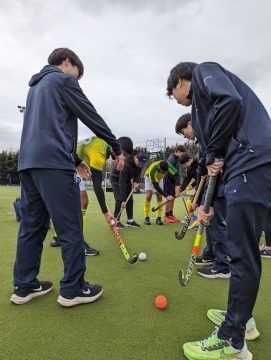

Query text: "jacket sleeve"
[197, 147, 208, 182]
[152, 181, 168, 198]
[194, 63, 242, 165]
[175, 173, 180, 186]
[74, 153, 82, 167]
[180, 174, 195, 192]
[91, 168, 108, 213]
[62, 77, 121, 156]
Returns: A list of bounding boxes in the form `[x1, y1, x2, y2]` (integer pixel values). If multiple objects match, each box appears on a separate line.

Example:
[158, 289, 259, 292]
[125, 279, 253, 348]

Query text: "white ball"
[139, 252, 147, 261]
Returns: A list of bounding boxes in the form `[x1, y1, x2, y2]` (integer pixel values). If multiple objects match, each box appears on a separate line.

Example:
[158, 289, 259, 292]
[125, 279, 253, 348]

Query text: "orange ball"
[155, 295, 168, 309]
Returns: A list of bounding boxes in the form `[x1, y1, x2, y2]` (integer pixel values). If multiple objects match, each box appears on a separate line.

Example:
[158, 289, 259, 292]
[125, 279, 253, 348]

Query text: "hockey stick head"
[111, 220, 136, 264]
[175, 231, 185, 240]
[178, 269, 188, 287]
[175, 217, 191, 240]
[128, 254, 138, 264]
[151, 198, 173, 212]
[151, 203, 165, 212]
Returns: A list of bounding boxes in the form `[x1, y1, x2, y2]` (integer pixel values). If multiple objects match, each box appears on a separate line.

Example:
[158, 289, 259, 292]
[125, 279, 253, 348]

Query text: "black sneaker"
[195, 255, 214, 266]
[85, 247, 99, 256]
[50, 236, 60, 247]
[197, 266, 231, 279]
[10, 281, 53, 305]
[156, 217, 163, 225]
[116, 221, 125, 229]
[126, 220, 141, 228]
[144, 217, 151, 225]
[57, 283, 103, 307]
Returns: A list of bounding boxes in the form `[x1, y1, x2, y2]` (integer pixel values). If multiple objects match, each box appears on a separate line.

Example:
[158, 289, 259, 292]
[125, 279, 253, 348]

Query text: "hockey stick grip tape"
[202, 175, 217, 213]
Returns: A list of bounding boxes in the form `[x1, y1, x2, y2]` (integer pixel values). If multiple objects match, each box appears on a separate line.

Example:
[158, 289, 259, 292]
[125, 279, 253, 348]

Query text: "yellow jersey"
[145, 160, 177, 184]
[77, 136, 111, 171]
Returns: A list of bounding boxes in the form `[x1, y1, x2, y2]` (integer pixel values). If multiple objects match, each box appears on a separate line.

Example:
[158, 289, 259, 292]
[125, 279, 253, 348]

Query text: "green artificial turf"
[0, 186, 270, 360]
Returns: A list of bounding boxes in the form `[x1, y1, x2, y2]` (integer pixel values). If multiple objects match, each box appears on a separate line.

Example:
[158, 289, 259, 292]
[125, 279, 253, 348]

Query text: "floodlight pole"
[17, 105, 26, 117]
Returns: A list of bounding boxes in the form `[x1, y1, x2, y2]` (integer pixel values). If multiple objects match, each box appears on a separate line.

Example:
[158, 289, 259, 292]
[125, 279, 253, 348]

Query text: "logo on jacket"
[203, 76, 213, 82]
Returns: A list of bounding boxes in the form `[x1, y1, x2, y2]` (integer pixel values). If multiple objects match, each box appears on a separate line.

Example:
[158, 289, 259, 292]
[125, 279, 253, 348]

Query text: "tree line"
[0, 151, 20, 185]
[0, 141, 197, 185]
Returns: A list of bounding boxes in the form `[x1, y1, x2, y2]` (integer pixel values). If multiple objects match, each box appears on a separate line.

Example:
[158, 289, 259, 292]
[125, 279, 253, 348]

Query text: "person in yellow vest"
[144, 160, 177, 225]
[50, 136, 116, 255]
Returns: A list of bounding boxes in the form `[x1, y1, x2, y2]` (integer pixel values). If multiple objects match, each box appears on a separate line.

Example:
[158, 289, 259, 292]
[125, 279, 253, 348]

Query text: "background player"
[144, 160, 177, 225]
[164, 145, 186, 223]
[119, 150, 148, 228]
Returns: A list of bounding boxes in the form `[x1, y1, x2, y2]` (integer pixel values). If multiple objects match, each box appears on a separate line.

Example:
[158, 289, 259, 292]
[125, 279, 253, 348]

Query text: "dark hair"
[167, 62, 198, 97]
[175, 113, 192, 134]
[159, 161, 169, 172]
[175, 145, 186, 153]
[48, 48, 84, 79]
[179, 153, 192, 165]
[118, 137, 133, 156]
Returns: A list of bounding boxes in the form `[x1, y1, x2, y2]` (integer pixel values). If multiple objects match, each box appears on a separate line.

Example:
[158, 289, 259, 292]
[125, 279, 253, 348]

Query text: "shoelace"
[200, 328, 225, 350]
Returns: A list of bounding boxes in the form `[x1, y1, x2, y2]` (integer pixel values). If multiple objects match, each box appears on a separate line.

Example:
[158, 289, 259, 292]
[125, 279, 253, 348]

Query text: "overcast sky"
[0, 0, 270, 151]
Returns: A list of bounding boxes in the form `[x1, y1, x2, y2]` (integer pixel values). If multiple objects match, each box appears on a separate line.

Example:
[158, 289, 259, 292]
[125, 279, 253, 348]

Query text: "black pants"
[111, 180, 133, 220]
[13, 169, 86, 297]
[204, 196, 229, 272]
[164, 178, 175, 196]
[218, 163, 271, 349]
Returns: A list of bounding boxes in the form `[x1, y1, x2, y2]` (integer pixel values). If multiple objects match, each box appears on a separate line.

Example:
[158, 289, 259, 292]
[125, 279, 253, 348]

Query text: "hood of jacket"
[29, 65, 62, 86]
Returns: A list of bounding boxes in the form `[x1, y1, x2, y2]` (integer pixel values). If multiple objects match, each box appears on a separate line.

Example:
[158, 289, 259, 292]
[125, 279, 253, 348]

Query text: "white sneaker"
[221, 342, 252, 360]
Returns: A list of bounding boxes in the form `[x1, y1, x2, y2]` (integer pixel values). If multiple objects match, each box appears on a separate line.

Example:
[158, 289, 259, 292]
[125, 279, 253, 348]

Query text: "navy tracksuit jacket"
[14, 65, 121, 297]
[191, 62, 271, 349]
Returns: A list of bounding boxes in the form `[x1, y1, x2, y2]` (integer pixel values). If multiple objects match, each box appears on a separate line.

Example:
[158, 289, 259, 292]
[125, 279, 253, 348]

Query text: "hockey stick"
[110, 187, 138, 264]
[178, 177, 199, 215]
[178, 174, 217, 286]
[151, 196, 175, 212]
[111, 220, 138, 264]
[180, 194, 189, 215]
[116, 188, 135, 221]
[175, 176, 206, 240]
[188, 218, 200, 230]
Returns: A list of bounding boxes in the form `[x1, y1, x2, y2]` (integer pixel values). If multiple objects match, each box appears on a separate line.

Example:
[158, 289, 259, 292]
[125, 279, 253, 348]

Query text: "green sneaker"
[183, 329, 253, 360]
[207, 309, 228, 326]
[207, 309, 260, 341]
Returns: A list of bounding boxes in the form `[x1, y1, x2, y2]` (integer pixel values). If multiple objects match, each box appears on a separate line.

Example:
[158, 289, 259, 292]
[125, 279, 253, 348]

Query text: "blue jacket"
[191, 62, 271, 181]
[18, 65, 121, 171]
